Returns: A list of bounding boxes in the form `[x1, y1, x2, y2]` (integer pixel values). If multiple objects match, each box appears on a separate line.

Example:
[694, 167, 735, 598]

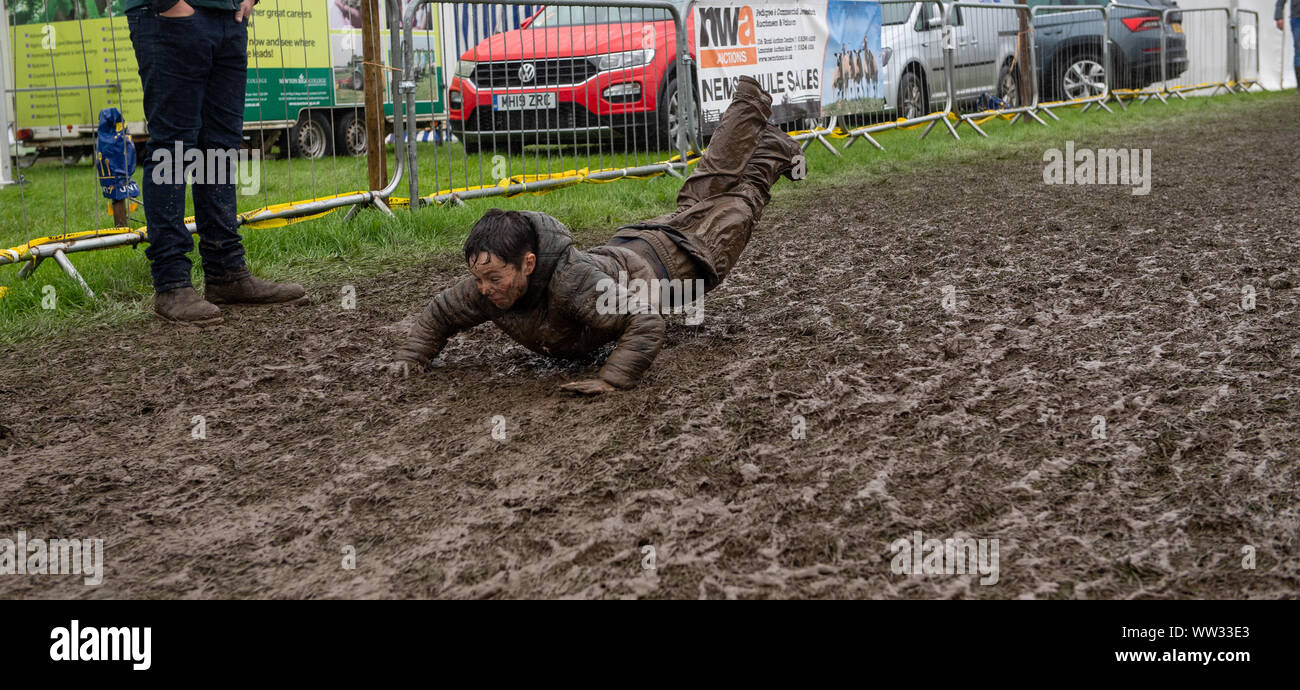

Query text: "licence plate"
[1171, 22, 1183, 33]
[493, 92, 558, 111]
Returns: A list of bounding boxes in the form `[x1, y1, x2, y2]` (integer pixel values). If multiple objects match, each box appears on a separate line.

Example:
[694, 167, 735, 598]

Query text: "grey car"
[1033, 0, 1188, 101]
[876, 0, 1189, 118]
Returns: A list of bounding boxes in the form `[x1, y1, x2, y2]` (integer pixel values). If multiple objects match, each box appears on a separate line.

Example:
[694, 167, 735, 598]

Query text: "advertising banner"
[246, 0, 334, 123]
[820, 0, 883, 117]
[692, 0, 882, 132]
[4, 0, 443, 137]
[6, 1, 140, 128]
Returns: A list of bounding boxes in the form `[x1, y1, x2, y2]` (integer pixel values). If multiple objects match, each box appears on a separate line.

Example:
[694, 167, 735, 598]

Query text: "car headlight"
[456, 60, 476, 78]
[881, 47, 892, 68]
[593, 49, 655, 71]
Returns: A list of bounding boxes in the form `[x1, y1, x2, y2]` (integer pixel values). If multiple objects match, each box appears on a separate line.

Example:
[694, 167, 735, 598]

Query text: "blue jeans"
[1293, 18, 1299, 67]
[127, 6, 249, 292]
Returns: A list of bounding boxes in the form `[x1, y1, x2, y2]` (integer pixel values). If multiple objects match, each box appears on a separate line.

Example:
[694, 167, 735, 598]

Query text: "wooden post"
[360, 0, 388, 189]
[111, 200, 128, 228]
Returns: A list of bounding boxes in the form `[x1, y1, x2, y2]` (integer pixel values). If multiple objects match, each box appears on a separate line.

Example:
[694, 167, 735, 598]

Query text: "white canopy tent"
[1182, 0, 1294, 90]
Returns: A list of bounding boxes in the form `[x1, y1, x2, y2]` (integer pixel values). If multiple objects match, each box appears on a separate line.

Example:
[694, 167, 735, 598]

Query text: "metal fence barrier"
[945, 2, 1046, 138]
[1032, 3, 1112, 118]
[1105, 1, 1176, 105]
[1233, 8, 1262, 92]
[1162, 6, 1232, 97]
[834, 1, 959, 150]
[0, 0, 414, 295]
[0, 0, 12, 189]
[399, 0, 694, 210]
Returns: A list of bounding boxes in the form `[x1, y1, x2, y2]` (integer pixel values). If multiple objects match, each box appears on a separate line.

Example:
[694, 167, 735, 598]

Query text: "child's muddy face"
[468, 251, 535, 310]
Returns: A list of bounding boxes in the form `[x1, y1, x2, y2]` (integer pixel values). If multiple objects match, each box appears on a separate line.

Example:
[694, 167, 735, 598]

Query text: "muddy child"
[389, 76, 803, 394]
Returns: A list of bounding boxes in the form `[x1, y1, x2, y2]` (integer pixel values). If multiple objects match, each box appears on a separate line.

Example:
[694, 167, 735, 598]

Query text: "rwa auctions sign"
[693, 0, 882, 132]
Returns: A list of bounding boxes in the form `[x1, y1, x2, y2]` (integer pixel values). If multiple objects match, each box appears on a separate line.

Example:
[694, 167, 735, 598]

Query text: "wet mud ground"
[1, 99, 1297, 599]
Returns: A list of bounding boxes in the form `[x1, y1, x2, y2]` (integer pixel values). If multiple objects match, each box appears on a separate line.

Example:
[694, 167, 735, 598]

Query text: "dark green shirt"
[122, 0, 246, 14]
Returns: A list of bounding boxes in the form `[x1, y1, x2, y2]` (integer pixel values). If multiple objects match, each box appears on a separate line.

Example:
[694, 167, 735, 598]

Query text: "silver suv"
[879, 1, 1020, 118]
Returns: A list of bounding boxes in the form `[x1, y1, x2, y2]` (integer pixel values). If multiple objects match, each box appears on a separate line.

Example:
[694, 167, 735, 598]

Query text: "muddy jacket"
[395, 212, 666, 389]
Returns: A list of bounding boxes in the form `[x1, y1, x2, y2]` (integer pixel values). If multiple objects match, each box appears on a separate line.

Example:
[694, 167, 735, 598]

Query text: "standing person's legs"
[1292, 18, 1300, 92]
[190, 10, 306, 306]
[128, 8, 212, 293]
[194, 10, 249, 284]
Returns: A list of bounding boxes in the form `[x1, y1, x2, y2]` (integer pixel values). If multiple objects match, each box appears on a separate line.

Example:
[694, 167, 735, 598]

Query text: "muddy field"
[2, 99, 1297, 599]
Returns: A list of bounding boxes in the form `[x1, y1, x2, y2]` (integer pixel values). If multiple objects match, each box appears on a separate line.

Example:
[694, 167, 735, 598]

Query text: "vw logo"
[518, 63, 536, 83]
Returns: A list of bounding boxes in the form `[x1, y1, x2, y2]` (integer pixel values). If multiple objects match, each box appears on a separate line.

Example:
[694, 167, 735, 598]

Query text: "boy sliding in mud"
[389, 76, 803, 394]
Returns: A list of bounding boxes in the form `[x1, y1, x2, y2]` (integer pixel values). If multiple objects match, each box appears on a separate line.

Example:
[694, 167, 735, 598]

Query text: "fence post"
[401, 4, 420, 210]
[0, 0, 14, 188]
[922, 3, 960, 141]
[362, 0, 390, 191]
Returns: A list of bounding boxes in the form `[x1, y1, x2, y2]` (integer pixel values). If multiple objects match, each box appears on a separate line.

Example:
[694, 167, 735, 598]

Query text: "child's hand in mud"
[560, 379, 615, 395]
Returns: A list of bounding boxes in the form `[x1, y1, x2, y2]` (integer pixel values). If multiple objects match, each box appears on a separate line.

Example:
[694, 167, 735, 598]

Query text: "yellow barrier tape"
[965, 111, 1020, 126]
[235, 190, 380, 229]
[2, 228, 142, 262]
[2, 191, 377, 261]
[786, 127, 852, 139]
[1038, 96, 1103, 108]
[897, 112, 959, 130]
[418, 153, 705, 204]
[1111, 88, 1163, 98]
[502, 156, 704, 197]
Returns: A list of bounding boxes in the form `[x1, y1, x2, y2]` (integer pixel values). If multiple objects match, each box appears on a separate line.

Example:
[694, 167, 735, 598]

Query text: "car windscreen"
[529, 6, 675, 27]
[882, 2, 915, 26]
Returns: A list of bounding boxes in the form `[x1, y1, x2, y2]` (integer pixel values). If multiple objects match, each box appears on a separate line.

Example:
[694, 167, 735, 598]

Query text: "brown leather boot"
[737, 122, 806, 194]
[205, 272, 308, 306]
[155, 286, 224, 327]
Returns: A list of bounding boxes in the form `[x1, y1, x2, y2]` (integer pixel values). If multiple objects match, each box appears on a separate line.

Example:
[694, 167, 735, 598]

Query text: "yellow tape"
[418, 153, 705, 204]
[2, 191, 376, 260]
[235, 190, 381, 229]
[895, 111, 959, 130]
[786, 128, 851, 139]
[2, 147, 714, 268]
[2, 228, 142, 262]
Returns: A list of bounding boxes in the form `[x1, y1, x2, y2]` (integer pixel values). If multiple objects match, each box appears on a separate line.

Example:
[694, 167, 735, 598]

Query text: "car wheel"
[287, 111, 333, 159]
[658, 77, 680, 151]
[336, 111, 367, 157]
[1060, 54, 1106, 101]
[897, 71, 927, 120]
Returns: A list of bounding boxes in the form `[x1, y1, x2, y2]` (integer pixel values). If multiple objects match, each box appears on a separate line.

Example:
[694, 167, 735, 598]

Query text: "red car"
[448, 3, 693, 153]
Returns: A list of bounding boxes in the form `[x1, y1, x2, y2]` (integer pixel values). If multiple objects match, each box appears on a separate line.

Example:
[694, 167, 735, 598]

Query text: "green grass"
[0, 89, 1291, 344]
